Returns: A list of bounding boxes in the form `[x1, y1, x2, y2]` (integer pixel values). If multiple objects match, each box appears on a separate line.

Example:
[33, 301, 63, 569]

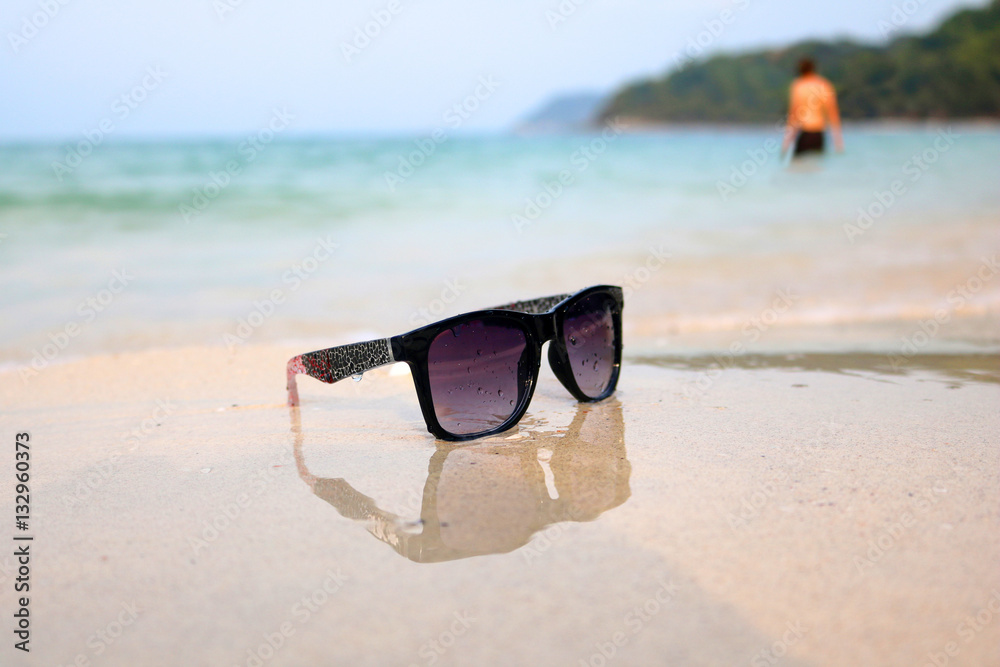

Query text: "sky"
[0, 0, 988, 139]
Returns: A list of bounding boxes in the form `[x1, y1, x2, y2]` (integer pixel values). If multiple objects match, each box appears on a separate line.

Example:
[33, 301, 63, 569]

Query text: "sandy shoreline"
[1, 344, 997, 666]
[4, 207, 997, 368]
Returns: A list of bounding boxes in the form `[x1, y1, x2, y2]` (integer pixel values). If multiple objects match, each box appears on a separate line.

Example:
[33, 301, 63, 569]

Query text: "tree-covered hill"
[598, 0, 1000, 123]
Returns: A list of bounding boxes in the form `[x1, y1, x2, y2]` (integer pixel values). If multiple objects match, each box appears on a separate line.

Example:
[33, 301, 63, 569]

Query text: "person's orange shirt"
[789, 74, 840, 132]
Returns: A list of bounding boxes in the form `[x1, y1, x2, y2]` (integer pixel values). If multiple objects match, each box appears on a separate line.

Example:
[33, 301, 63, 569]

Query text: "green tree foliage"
[599, 0, 1000, 123]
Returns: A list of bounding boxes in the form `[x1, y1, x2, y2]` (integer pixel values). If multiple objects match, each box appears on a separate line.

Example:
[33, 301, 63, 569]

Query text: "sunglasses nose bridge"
[534, 312, 558, 346]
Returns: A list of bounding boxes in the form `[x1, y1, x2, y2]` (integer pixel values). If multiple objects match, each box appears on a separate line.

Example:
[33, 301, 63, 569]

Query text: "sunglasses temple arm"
[286, 355, 306, 407]
[286, 338, 396, 406]
[287, 291, 577, 404]
[491, 292, 572, 314]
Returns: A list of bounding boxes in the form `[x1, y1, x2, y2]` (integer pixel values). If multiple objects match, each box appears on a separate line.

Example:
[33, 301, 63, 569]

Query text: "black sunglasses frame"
[286, 285, 623, 441]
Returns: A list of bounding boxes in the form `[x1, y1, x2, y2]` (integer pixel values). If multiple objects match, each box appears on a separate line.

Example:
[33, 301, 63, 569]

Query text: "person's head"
[798, 58, 816, 76]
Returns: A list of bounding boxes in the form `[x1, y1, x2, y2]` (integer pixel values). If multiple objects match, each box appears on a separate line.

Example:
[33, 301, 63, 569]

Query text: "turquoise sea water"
[1, 125, 998, 364]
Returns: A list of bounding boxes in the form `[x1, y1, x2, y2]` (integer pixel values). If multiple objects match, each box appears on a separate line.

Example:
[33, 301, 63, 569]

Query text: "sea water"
[1, 125, 997, 363]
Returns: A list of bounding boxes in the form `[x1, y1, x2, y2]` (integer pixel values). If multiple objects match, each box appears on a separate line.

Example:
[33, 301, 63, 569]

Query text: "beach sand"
[1, 345, 997, 666]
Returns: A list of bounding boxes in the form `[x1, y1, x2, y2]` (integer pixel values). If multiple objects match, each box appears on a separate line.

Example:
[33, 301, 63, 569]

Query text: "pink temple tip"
[287, 355, 306, 406]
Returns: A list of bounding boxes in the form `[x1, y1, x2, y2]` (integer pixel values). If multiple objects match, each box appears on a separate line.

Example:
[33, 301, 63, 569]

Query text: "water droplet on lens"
[498, 390, 504, 398]
[352, 373, 363, 382]
[569, 335, 577, 346]
[477, 349, 483, 356]
[593, 361, 599, 371]
[509, 399, 514, 406]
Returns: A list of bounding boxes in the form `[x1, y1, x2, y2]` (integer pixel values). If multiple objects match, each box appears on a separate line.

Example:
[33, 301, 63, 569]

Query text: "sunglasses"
[286, 285, 623, 441]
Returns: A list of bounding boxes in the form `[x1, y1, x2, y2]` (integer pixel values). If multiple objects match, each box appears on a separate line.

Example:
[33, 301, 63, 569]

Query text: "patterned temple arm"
[491, 292, 572, 314]
[286, 293, 572, 405]
[286, 338, 395, 406]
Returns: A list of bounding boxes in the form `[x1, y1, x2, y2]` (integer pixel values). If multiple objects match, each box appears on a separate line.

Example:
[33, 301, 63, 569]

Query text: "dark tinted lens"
[563, 293, 617, 398]
[428, 319, 528, 436]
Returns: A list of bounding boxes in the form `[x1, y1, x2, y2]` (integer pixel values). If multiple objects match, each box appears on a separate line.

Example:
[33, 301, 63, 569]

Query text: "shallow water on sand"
[2, 345, 997, 666]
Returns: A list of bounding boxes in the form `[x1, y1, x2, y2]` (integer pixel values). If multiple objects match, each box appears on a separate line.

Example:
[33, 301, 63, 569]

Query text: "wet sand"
[1, 345, 998, 666]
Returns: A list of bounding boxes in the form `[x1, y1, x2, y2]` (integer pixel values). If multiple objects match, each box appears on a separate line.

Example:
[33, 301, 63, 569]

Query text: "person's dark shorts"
[793, 130, 825, 156]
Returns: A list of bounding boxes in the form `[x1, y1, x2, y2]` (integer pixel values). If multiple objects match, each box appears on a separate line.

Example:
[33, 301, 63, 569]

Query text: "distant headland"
[520, 0, 1000, 130]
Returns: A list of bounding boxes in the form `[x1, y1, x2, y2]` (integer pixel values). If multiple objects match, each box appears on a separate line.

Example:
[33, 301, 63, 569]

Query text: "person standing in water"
[781, 58, 844, 158]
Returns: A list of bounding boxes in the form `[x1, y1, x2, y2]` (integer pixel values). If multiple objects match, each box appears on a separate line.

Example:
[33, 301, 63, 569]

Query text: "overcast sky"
[1, 0, 987, 139]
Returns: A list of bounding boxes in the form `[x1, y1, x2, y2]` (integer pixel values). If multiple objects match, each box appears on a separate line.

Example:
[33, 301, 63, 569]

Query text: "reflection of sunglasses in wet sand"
[287, 285, 623, 441]
[292, 399, 630, 563]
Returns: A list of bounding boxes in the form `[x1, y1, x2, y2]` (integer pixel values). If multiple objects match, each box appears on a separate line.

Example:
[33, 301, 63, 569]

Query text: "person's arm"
[826, 81, 844, 152]
[781, 84, 799, 156]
